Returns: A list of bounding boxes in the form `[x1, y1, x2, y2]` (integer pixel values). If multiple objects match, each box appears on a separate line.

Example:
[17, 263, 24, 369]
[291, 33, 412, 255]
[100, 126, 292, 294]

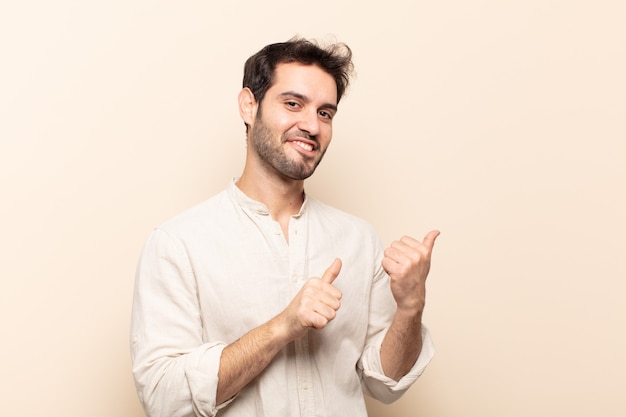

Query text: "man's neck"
[236, 169, 305, 230]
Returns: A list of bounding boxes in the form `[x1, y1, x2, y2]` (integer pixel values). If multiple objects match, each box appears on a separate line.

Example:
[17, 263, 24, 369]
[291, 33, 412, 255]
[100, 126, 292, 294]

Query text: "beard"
[249, 115, 327, 180]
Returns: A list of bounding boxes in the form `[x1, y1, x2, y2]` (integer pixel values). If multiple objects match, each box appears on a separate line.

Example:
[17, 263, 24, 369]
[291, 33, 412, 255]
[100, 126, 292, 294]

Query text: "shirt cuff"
[361, 325, 435, 400]
[184, 342, 233, 417]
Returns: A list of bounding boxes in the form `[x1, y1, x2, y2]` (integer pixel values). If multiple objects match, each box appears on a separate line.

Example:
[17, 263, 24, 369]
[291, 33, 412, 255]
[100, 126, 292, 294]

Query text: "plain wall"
[1, 1, 624, 416]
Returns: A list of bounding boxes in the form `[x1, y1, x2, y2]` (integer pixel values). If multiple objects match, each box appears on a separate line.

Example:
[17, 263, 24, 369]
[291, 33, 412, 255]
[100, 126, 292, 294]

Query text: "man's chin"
[281, 165, 317, 181]
[278, 159, 321, 181]
[283, 171, 315, 181]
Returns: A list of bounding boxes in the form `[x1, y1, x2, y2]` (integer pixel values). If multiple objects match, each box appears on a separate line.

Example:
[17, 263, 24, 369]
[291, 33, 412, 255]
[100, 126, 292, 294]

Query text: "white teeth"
[294, 141, 313, 151]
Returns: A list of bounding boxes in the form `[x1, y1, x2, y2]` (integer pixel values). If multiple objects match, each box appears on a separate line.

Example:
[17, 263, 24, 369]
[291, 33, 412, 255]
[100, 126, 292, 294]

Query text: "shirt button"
[293, 275, 300, 282]
[303, 382, 309, 389]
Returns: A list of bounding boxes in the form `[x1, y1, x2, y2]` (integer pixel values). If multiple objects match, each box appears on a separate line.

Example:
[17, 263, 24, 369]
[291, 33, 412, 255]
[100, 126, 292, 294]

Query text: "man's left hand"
[382, 230, 440, 314]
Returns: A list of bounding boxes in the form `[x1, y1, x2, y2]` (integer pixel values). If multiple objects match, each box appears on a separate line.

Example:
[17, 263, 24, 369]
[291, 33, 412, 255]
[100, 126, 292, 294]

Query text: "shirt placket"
[288, 214, 315, 416]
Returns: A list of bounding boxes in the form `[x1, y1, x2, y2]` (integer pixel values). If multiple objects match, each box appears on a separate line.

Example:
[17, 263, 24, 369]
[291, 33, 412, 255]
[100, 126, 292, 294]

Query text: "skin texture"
[216, 62, 439, 404]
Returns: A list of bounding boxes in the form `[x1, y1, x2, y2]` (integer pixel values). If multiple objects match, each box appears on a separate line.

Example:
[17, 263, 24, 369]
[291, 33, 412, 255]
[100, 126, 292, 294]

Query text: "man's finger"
[321, 258, 342, 284]
[423, 230, 441, 251]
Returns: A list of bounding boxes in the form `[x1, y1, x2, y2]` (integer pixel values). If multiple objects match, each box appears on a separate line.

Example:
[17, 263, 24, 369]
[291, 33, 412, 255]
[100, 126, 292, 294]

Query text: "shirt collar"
[227, 177, 309, 218]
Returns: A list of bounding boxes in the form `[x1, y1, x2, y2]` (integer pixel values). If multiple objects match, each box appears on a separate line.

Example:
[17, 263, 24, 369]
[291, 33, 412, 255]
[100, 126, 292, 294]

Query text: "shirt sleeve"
[130, 227, 232, 417]
[357, 240, 435, 404]
[359, 324, 435, 403]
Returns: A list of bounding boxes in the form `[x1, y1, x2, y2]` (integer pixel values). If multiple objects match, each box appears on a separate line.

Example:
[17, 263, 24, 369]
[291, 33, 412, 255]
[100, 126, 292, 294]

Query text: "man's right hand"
[279, 258, 343, 341]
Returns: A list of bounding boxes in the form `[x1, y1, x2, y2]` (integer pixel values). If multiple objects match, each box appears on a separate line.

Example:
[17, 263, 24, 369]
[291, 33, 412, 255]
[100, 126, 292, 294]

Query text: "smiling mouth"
[291, 140, 314, 152]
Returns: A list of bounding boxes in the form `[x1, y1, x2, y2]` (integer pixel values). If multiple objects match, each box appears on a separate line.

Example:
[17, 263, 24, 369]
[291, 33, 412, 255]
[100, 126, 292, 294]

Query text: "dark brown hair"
[242, 37, 354, 107]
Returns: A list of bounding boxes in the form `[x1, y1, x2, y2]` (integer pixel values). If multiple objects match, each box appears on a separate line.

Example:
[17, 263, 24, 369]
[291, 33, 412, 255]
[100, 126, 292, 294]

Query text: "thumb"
[321, 258, 342, 284]
[423, 230, 441, 251]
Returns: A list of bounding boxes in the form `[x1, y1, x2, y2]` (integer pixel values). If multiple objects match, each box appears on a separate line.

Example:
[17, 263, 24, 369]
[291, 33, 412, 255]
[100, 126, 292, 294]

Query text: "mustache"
[283, 130, 316, 141]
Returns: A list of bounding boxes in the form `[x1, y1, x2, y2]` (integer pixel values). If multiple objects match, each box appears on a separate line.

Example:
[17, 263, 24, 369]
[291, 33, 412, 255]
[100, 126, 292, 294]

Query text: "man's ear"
[238, 87, 258, 126]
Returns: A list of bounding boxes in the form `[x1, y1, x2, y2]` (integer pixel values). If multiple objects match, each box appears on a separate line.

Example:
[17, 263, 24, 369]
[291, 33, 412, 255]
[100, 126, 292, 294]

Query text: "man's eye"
[319, 110, 333, 120]
[286, 101, 299, 108]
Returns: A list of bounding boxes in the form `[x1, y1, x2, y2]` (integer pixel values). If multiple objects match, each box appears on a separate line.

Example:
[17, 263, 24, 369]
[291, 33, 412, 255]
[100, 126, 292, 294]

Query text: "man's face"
[248, 62, 338, 180]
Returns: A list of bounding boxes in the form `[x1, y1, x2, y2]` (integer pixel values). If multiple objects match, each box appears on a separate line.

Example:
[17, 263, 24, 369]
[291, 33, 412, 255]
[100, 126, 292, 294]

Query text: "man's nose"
[296, 109, 320, 137]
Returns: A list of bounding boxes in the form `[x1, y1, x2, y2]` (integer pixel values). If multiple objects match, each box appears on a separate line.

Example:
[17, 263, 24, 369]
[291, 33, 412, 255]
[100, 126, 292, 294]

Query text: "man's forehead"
[271, 62, 338, 104]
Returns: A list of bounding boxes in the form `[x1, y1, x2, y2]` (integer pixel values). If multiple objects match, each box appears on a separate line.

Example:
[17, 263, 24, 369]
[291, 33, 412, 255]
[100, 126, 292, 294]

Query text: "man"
[131, 37, 439, 417]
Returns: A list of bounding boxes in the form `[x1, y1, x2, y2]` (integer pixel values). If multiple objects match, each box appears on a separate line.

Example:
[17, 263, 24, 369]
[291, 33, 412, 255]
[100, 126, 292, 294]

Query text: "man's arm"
[380, 231, 439, 380]
[216, 258, 343, 404]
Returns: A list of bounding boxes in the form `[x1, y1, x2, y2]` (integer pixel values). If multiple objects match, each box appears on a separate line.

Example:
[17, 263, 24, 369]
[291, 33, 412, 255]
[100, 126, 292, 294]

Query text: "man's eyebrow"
[279, 91, 338, 112]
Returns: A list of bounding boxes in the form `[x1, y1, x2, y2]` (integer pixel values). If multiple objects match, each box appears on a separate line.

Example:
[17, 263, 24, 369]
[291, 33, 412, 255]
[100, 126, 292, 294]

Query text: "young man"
[131, 38, 439, 417]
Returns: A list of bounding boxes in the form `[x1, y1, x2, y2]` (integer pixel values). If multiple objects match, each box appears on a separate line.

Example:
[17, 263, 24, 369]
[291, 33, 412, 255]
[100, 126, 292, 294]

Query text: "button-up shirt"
[131, 179, 434, 417]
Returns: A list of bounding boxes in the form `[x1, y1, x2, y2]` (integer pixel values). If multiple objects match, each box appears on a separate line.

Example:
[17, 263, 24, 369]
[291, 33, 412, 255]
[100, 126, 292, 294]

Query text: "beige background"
[1, 1, 624, 416]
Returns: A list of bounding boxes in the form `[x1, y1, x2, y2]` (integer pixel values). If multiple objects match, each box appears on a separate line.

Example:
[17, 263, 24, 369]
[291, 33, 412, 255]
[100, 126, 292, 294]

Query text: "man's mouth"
[291, 140, 314, 152]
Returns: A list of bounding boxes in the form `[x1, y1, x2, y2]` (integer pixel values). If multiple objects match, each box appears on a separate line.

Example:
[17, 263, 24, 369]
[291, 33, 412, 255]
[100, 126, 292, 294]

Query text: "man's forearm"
[380, 310, 423, 381]
[216, 316, 289, 404]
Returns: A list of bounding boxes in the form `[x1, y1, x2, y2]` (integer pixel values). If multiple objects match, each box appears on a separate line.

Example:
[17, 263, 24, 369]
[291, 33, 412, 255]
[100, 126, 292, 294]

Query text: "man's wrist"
[393, 305, 423, 327]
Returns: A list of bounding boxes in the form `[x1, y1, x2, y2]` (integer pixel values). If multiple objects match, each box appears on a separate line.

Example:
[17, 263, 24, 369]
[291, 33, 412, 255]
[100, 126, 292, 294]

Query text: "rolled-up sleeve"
[130, 228, 230, 417]
[359, 325, 434, 402]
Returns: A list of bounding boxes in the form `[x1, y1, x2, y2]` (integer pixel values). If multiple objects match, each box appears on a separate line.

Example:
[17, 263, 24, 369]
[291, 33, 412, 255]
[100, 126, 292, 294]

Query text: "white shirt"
[131, 179, 434, 417]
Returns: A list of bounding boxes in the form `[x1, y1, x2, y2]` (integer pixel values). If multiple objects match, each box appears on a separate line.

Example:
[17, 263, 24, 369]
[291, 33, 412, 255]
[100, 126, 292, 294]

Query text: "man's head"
[242, 37, 354, 125]
[236, 37, 355, 181]
[239, 62, 338, 180]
